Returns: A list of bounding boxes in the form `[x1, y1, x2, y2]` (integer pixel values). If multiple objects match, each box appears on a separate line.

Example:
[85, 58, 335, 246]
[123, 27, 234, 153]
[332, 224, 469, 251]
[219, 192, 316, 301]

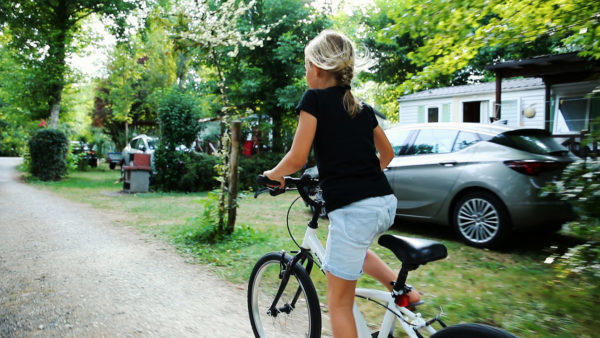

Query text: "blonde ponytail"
[305, 30, 363, 118]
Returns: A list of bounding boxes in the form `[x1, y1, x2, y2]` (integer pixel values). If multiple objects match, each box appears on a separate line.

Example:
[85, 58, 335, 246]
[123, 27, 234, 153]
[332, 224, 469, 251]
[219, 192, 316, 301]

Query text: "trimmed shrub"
[153, 88, 200, 191]
[28, 129, 69, 181]
[179, 152, 220, 192]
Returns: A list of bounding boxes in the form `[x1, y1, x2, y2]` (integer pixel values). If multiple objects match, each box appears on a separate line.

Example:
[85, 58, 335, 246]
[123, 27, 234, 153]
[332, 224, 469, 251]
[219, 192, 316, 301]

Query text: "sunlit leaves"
[378, 0, 600, 93]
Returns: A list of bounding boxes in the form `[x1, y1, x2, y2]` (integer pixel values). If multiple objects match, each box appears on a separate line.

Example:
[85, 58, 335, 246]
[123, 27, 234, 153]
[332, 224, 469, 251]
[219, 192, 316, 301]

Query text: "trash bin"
[123, 154, 152, 193]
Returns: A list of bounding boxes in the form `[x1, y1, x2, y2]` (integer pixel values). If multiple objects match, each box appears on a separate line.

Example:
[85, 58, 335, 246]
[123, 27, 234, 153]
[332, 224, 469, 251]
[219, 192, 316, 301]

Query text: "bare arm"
[374, 125, 394, 170]
[263, 111, 317, 187]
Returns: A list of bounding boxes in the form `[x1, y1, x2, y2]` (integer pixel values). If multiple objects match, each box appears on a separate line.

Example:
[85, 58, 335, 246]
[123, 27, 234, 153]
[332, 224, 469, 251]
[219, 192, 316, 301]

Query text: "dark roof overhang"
[486, 52, 600, 84]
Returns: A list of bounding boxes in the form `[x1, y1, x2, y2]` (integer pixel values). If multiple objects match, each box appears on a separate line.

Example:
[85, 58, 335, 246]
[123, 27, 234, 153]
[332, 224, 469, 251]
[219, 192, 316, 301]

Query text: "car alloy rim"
[457, 198, 500, 243]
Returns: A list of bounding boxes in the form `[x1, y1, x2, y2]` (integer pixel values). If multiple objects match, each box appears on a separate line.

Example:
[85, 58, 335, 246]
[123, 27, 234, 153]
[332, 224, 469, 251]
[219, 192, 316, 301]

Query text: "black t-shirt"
[296, 86, 393, 212]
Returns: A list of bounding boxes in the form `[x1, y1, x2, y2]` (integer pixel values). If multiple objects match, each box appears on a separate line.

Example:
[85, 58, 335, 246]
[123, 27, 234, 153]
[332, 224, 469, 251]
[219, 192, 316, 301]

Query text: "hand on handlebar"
[262, 170, 285, 188]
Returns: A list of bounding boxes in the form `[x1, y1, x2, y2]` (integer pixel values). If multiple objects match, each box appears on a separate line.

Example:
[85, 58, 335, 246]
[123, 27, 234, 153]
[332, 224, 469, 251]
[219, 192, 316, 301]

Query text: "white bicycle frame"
[300, 227, 438, 338]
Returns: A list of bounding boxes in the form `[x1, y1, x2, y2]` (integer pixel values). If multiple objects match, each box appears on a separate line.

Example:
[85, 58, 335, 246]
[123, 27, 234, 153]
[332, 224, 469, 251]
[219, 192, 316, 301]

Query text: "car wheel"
[109, 162, 116, 170]
[452, 191, 511, 249]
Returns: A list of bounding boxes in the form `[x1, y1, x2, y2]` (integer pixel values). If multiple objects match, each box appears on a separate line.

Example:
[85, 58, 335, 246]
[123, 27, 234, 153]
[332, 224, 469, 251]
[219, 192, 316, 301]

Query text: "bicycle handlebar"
[255, 174, 322, 209]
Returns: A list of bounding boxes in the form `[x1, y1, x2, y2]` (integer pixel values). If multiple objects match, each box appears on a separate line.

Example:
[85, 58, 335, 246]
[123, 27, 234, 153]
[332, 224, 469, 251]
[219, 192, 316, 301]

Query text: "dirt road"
[0, 157, 253, 337]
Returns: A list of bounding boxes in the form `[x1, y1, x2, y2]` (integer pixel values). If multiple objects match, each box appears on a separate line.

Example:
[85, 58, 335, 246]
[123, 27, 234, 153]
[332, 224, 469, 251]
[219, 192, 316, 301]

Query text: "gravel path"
[0, 157, 253, 337]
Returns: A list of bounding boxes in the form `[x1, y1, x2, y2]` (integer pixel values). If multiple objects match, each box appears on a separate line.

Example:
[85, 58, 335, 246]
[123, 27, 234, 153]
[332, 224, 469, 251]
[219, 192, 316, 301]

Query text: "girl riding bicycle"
[263, 30, 420, 337]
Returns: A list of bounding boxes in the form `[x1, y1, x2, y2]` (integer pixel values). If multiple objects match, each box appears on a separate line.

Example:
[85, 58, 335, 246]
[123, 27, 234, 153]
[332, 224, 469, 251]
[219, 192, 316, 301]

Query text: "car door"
[385, 128, 465, 221]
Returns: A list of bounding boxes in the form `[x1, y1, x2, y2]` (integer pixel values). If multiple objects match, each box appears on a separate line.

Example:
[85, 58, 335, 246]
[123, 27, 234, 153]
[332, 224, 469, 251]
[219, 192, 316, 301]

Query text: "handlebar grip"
[257, 175, 282, 187]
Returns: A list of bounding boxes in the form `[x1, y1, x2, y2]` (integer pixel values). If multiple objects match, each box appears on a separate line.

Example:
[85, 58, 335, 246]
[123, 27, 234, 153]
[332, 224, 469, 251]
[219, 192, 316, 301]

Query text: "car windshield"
[147, 138, 158, 150]
[490, 129, 568, 155]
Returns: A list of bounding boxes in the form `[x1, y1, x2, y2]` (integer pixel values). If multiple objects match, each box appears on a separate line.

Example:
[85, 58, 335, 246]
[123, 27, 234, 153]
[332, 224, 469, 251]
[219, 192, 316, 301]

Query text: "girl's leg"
[363, 249, 421, 303]
[326, 272, 358, 338]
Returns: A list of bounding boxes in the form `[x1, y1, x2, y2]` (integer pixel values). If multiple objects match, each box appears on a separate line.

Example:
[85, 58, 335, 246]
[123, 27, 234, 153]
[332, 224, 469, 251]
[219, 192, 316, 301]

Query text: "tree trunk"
[226, 121, 241, 234]
[217, 121, 228, 233]
[46, 9, 68, 129]
[48, 88, 61, 129]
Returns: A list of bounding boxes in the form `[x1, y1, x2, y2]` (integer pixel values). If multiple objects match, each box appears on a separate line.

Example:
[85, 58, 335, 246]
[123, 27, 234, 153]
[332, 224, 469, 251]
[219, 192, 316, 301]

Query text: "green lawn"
[29, 164, 599, 337]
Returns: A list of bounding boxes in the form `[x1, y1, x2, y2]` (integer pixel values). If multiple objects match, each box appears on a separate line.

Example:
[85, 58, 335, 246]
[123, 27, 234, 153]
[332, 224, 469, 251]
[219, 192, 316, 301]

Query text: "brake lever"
[269, 188, 286, 196]
[254, 186, 287, 198]
[254, 187, 271, 198]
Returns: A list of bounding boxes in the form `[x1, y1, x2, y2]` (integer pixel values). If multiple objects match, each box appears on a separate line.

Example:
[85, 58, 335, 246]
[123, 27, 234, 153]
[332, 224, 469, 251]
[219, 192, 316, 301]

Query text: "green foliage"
[88, 127, 115, 161]
[544, 122, 600, 279]
[157, 88, 200, 147]
[367, 0, 599, 94]
[175, 190, 225, 244]
[171, 191, 271, 265]
[224, 0, 331, 152]
[0, 119, 28, 156]
[178, 152, 220, 192]
[238, 152, 286, 190]
[153, 88, 204, 191]
[100, 9, 178, 143]
[0, 0, 136, 127]
[28, 129, 69, 181]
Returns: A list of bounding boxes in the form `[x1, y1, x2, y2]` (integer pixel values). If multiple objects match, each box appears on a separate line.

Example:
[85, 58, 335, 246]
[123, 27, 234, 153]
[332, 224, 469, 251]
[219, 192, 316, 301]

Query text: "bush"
[544, 119, 600, 279]
[0, 120, 28, 156]
[28, 129, 69, 181]
[238, 152, 286, 190]
[179, 152, 220, 191]
[153, 88, 200, 191]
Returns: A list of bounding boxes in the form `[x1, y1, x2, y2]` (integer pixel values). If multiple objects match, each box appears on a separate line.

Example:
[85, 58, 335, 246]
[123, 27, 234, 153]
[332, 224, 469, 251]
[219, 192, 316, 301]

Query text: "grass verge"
[28, 164, 599, 337]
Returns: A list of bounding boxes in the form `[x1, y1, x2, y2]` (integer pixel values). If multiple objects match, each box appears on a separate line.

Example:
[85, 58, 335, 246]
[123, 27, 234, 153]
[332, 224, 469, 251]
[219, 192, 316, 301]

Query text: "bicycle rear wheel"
[248, 252, 321, 338]
[431, 323, 516, 338]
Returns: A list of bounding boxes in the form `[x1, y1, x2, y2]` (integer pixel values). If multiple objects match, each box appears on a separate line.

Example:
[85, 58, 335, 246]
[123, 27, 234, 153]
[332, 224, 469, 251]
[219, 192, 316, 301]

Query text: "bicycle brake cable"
[286, 195, 321, 269]
[286, 195, 303, 249]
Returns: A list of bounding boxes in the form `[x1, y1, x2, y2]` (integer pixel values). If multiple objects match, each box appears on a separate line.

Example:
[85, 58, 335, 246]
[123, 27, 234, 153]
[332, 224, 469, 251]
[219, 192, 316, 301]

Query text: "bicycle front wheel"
[248, 252, 321, 338]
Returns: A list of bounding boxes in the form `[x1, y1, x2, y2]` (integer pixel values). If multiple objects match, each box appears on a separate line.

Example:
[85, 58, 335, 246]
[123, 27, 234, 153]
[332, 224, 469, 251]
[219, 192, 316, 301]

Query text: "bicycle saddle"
[378, 234, 447, 266]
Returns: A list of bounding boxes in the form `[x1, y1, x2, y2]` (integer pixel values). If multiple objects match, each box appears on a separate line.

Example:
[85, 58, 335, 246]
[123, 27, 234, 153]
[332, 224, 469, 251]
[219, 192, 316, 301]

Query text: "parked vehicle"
[107, 152, 123, 170]
[70, 141, 98, 167]
[121, 134, 158, 167]
[384, 122, 577, 248]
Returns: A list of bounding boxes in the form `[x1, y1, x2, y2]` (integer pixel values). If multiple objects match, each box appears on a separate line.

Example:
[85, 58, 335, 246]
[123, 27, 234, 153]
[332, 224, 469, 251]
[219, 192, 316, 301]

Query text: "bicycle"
[247, 174, 516, 338]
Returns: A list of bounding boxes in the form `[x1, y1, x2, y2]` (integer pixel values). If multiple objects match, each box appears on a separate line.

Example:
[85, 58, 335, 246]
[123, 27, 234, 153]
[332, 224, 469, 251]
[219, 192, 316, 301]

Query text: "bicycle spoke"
[249, 254, 319, 337]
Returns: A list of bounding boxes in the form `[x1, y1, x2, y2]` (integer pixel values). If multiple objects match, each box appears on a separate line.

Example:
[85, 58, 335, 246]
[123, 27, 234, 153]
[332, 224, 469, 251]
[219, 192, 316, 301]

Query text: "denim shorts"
[322, 194, 397, 280]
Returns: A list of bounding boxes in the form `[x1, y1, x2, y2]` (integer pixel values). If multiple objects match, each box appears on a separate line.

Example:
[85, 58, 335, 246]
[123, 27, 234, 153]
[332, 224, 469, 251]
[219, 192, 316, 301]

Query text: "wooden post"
[544, 79, 552, 132]
[494, 74, 502, 122]
[226, 120, 241, 233]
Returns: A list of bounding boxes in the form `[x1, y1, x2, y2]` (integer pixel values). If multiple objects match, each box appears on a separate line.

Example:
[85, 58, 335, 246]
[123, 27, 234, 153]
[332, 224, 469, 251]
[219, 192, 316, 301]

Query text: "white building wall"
[399, 105, 419, 124]
[519, 92, 546, 128]
[399, 86, 546, 130]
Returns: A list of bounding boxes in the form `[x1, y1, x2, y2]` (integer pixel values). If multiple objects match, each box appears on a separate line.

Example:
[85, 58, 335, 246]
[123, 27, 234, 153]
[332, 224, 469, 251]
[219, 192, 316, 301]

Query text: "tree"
[170, 0, 278, 234]
[0, 0, 135, 128]
[228, 0, 330, 152]
[375, 0, 600, 94]
[95, 6, 179, 148]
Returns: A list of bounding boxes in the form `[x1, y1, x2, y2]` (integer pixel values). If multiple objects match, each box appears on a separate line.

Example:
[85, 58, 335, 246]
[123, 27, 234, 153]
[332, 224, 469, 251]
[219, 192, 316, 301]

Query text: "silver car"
[384, 123, 577, 248]
[121, 134, 158, 166]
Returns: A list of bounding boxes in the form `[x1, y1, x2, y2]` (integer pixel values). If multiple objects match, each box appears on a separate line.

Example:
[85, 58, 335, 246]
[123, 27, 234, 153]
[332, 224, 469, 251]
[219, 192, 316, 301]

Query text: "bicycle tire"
[431, 323, 517, 338]
[248, 252, 321, 338]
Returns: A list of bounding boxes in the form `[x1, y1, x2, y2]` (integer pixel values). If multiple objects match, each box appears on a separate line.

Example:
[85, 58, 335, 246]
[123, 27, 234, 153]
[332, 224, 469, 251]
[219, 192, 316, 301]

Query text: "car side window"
[453, 131, 480, 151]
[135, 139, 145, 150]
[406, 129, 458, 155]
[386, 129, 412, 156]
[147, 139, 157, 150]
